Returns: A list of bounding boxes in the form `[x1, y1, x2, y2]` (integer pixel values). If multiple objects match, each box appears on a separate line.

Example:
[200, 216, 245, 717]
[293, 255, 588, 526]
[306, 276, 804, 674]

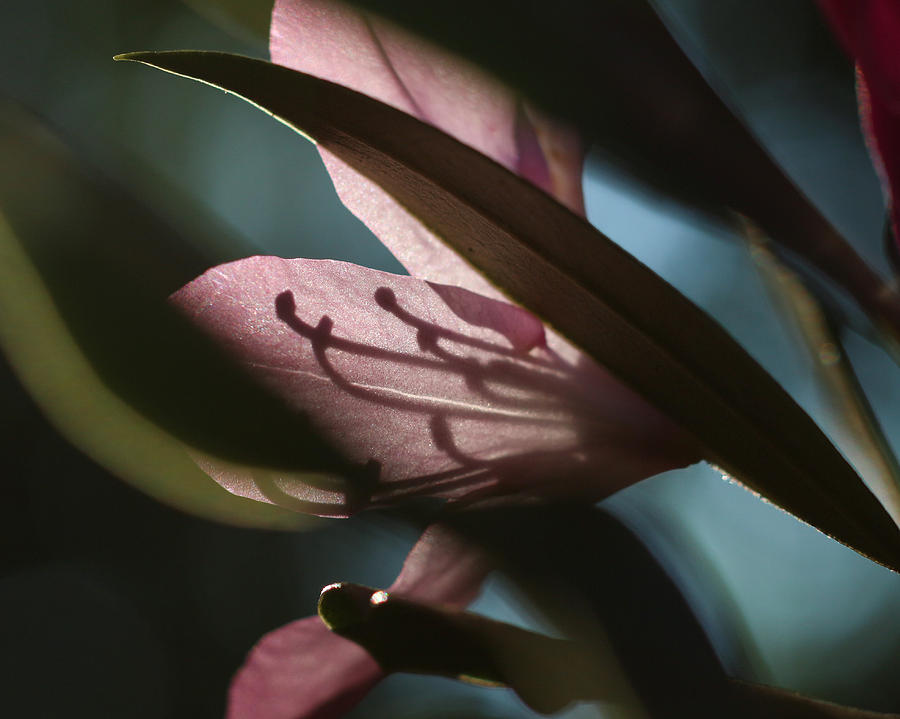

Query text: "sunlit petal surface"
[173, 256, 697, 516]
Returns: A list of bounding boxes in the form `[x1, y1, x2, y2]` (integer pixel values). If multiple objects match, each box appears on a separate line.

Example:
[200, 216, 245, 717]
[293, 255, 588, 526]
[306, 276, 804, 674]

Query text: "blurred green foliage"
[2, 1, 900, 718]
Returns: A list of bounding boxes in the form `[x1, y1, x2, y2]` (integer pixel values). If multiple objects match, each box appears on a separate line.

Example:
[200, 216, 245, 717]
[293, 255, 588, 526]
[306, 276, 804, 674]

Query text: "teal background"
[1, 1, 899, 716]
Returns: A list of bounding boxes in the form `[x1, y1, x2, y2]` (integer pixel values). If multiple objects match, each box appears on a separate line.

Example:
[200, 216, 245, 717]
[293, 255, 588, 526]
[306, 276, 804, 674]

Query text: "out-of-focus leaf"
[317, 508, 898, 717]
[0, 105, 349, 520]
[181, 0, 273, 43]
[0, 209, 305, 527]
[749, 229, 900, 527]
[886, 218, 900, 277]
[115, 52, 900, 570]
[347, 0, 900, 351]
[442, 506, 737, 716]
[438, 506, 900, 718]
[732, 681, 900, 718]
[328, 587, 900, 717]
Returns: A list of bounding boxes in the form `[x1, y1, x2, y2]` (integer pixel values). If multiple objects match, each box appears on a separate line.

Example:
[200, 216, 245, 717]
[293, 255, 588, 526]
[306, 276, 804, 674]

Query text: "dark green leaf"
[348, 0, 900, 353]
[114, 51, 900, 570]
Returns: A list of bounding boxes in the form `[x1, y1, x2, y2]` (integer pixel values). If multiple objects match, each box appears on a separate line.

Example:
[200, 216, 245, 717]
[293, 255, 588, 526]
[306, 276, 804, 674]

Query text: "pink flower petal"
[227, 616, 384, 719]
[172, 256, 697, 517]
[270, 0, 585, 297]
[388, 523, 490, 607]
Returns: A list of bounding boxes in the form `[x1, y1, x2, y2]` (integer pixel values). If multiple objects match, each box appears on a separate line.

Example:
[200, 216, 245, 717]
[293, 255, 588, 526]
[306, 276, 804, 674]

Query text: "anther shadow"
[256, 285, 643, 515]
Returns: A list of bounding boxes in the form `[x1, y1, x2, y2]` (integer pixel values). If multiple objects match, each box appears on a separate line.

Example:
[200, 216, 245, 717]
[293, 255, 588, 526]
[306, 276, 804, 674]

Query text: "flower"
[818, 0, 900, 245]
[172, 0, 700, 517]
[167, 3, 700, 714]
[226, 523, 492, 719]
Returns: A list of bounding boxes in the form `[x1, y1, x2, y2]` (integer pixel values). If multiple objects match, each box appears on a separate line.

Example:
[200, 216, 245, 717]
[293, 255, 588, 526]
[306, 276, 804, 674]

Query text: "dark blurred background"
[1, 1, 899, 717]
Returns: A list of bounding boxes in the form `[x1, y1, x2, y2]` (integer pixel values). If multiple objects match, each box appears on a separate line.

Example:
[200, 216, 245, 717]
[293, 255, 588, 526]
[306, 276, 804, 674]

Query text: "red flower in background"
[819, 0, 900, 244]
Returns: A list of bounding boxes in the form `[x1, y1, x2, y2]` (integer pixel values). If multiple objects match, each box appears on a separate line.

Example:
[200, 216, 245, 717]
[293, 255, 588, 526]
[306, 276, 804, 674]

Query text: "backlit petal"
[270, 0, 585, 296]
[173, 256, 697, 516]
[388, 523, 490, 607]
[227, 617, 383, 719]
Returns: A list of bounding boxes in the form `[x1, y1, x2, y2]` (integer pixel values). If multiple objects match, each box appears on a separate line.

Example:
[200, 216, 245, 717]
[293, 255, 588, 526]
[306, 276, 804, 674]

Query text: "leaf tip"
[113, 51, 148, 63]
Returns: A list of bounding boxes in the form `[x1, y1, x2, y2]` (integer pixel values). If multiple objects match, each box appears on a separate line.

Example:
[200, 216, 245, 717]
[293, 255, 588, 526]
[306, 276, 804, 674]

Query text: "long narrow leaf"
[0, 104, 349, 521]
[350, 0, 900, 353]
[0, 209, 304, 528]
[748, 227, 900, 527]
[116, 51, 900, 570]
